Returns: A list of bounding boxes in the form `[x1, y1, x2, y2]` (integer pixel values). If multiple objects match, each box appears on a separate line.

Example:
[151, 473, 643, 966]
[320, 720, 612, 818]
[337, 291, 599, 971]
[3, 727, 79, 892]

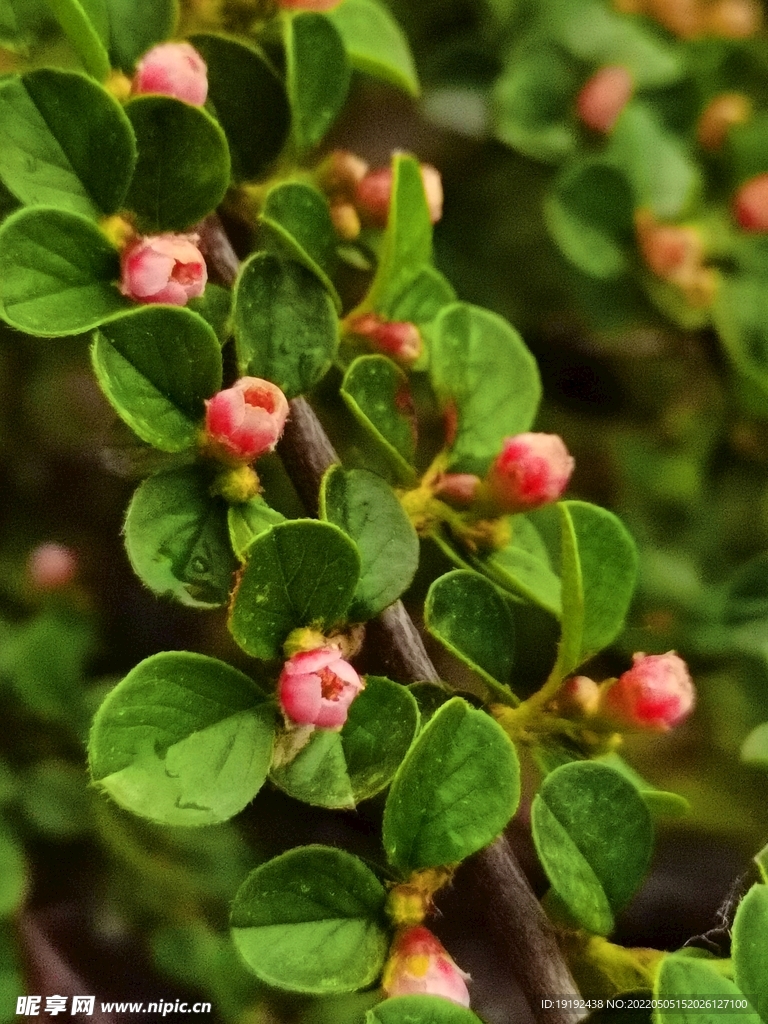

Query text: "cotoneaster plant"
[1, 0, 768, 1022]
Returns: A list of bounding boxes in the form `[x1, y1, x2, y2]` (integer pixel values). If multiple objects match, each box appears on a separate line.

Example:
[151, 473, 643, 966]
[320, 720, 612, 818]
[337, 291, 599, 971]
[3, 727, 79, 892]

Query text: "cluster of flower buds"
[348, 313, 423, 366]
[27, 543, 78, 592]
[382, 927, 471, 1007]
[277, 645, 364, 730]
[317, 150, 443, 240]
[696, 93, 751, 151]
[733, 174, 768, 232]
[559, 651, 696, 732]
[120, 233, 207, 306]
[203, 377, 289, 465]
[635, 210, 717, 308]
[577, 66, 634, 134]
[131, 42, 208, 106]
[613, 0, 761, 38]
[435, 432, 575, 515]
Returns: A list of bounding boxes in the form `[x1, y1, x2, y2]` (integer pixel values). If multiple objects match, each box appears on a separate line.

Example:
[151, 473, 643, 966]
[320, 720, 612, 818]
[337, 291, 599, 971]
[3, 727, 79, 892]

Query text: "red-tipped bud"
[278, 645, 364, 730]
[120, 234, 207, 306]
[601, 652, 695, 731]
[433, 473, 482, 505]
[349, 314, 423, 365]
[697, 93, 751, 150]
[278, 0, 342, 8]
[355, 164, 443, 228]
[131, 42, 208, 106]
[28, 543, 77, 591]
[558, 676, 601, 717]
[317, 150, 370, 198]
[484, 433, 575, 513]
[577, 66, 634, 134]
[204, 377, 289, 463]
[734, 174, 768, 232]
[383, 927, 471, 1007]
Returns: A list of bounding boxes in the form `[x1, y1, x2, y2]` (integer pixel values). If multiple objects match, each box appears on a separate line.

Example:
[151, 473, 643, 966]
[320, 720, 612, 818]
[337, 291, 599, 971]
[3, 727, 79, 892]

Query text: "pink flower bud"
[383, 927, 471, 1008]
[734, 174, 768, 232]
[577, 66, 634, 134]
[279, 0, 342, 8]
[484, 433, 575, 513]
[601, 652, 695, 731]
[697, 93, 751, 151]
[28, 543, 77, 591]
[355, 164, 443, 228]
[433, 473, 481, 505]
[120, 234, 207, 306]
[349, 314, 422, 365]
[132, 42, 208, 106]
[204, 377, 289, 463]
[277, 645, 364, 730]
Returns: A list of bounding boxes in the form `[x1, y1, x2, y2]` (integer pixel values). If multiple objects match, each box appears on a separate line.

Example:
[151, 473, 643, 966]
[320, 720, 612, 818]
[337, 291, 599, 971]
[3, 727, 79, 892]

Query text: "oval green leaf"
[531, 761, 653, 936]
[0, 206, 129, 336]
[327, 0, 419, 97]
[104, 0, 176, 70]
[430, 302, 542, 475]
[383, 697, 520, 874]
[124, 95, 231, 232]
[228, 519, 360, 660]
[655, 955, 763, 1024]
[285, 12, 350, 153]
[228, 497, 286, 561]
[320, 466, 419, 620]
[43, 0, 110, 80]
[0, 69, 136, 217]
[733, 883, 768, 1020]
[477, 513, 562, 617]
[91, 305, 222, 452]
[124, 466, 237, 609]
[270, 675, 420, 808]
[0, 819, 26, 917]
[233, 252, 339, 399]
[367, 996, 484, 1024]
[89, 652, 275, 826]
[189, 33, 290, 181]
[230, 846, 388, 993]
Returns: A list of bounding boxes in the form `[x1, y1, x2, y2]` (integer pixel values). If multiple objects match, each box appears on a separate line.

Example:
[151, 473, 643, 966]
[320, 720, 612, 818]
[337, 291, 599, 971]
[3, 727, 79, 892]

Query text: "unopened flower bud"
[601, 651, 695, 731]
[697, 93, 751, 150]
[204, 377, 289, 463]
[317, 150, 370, 198]
[355, 163, 443, 227]
[278, 0, 342, 8]
[558, 676, 601, 717]
[132, 42, 208, 106]
[330, 202, 362, 241]
[349, 314, 423, 365]
[577, 66, 634, 134]
[278, 645, 364, 730]
[734, 174, 768, 232]
[382, 927, 471, 1007]
[120, 234, 207, 306]
[433, 473, 481, 505]
[483, 433, 575, 513]
[635, 210, 717, 307]
[705, 0, 762, 37]
[28, 543, 77, 591]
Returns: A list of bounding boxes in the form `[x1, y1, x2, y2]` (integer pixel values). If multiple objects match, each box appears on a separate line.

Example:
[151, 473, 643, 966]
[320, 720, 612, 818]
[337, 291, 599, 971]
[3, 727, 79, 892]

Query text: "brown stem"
[203, 213, 584, 1024]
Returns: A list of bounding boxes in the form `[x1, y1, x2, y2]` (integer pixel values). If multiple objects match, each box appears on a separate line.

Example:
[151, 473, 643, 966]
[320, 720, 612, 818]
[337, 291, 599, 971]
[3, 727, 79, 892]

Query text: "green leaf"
[230, 846, 388, 993]
[326, 0, 418, 97]
[424, 570, 516, 698]
[383, 697, 520, 873]
[0, 69, 136, 218]
[233, 253, 339, 399]
[20, 761, 91, 839]
[531, 761, 653, 935]
[43, 0, 110, 80]
[655, 955, 763, 1024]
[228, 497, 286, 561]
[189, 33, 290, 181]
[340, 355, 417, 483]
[554, 501, 638, 678]
[89, 652, 275, 826]
[285, 13, 351, 153]
[367, 996, 483, 1024]
[188, 282, 232, 346]
[271, 675, 419, 809]
[594, 753, 690, 819]
[733, 883, 768, 1021]
[124, 466, 237, 608]
[407, 682, 453, 724]
[492, 41, 578, 164]
[0, 819, 25, 917]
[91, 306, 221, 452]
[714, 274, 768, 398]
[430, 302, 542, 475]
[362, 154, 433, 316]
[0, 0, 57, 53]
[320, 466, 419, 619]
[260, 181, 340, 307]
[103, 0, 176, 70]
[385, 264, 456, 327]
[124, 95, 231, 232]
[477, 513, 562, 617]
[545, 160, 634, 280]
[0, 206, 129, 336]
[229, 520, 360, 660]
